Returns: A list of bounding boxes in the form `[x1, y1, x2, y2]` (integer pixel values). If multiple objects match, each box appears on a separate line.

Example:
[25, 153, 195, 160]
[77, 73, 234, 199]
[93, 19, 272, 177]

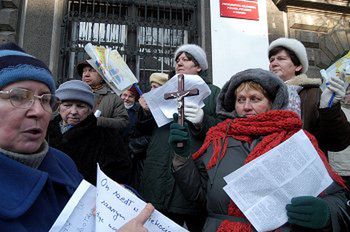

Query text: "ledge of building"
[273, 0, 350, 13]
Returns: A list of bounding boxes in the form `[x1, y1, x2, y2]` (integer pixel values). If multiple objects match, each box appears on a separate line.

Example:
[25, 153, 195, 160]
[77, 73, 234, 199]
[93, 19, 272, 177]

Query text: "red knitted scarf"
[192, 110, 346, 232]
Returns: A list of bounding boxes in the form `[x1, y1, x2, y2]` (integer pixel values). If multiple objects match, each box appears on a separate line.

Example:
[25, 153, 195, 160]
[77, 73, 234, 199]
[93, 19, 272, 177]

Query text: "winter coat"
[123, 103, 152, 190]
[329, 106, 350, 176]
[0, 147, 82, 231]
[93, 85, 129, 131]
[139, 83, 221, 215]
[286, 74, 350, 152]
[47, 113, 132, 185]
[173, 137, 350, 231]
[171, 71, 350, 231]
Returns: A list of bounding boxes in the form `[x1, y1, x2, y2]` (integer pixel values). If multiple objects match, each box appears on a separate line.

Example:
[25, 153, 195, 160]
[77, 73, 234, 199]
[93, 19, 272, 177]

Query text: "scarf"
[91, 83, 104, 91]
[0, 141, 49, 169]
[192, 110, 346, 232]
[286, 85, 302, 117]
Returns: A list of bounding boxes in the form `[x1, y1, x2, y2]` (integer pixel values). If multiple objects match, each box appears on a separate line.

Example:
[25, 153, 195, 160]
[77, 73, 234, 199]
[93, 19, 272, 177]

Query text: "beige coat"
[329, 106, 350, 176]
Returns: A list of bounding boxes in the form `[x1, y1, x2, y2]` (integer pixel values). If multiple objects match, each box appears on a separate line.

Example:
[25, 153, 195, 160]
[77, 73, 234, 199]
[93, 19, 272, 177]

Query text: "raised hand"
[169, 114, 191, 157]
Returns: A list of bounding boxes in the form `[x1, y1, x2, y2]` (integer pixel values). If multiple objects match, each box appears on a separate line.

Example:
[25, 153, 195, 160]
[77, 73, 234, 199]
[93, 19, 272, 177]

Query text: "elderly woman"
[169, 69, 350, 231]
[268, 37, 350, 152]
[140, 45, 221, 231]
[47, 80, 132, 185]
[0, 43, 82, 231]
[0, 42, 153, 232]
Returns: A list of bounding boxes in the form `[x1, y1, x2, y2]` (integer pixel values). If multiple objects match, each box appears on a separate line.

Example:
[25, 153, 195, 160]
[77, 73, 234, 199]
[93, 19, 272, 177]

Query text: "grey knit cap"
[174, 44, 208, 71]
[56, 80, 95, 108]
[216, 68, 289, 118]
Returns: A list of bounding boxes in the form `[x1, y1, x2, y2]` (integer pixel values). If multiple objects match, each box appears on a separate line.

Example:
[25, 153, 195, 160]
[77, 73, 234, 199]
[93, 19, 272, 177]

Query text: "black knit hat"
[76, 61, 93, 77]
[216, 68, 289, 118]
[0, 42, 56, 93]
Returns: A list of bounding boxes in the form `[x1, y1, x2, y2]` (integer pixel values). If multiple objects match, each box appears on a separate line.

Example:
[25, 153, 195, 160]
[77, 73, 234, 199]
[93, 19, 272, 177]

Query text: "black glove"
[168, 114, 191, 157]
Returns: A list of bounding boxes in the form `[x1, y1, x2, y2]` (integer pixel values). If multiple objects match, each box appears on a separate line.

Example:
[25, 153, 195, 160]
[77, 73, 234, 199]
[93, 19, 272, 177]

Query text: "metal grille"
[59, 0, 199, 91]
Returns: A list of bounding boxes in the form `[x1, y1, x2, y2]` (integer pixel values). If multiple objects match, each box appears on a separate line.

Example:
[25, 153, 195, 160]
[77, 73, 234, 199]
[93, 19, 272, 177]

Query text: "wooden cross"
[164, 74, 199, 147]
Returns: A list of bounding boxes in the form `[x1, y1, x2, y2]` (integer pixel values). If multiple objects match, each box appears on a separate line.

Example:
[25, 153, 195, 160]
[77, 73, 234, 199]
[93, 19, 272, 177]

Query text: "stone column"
[20, 0, 65, 81]
[0, 0, 20, 44]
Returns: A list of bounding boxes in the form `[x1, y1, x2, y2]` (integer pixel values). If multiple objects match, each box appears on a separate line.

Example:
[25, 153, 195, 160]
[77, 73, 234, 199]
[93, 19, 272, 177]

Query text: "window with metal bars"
[59, 0, 198, 92]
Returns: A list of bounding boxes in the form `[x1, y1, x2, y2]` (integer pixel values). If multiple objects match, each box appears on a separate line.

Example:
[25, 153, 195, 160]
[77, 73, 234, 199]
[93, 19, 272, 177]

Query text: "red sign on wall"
[220, 0, 259, 21]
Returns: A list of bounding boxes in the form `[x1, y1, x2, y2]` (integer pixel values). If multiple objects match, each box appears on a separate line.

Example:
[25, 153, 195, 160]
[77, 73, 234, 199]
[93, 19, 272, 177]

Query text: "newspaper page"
[223, 130, 333, 232]
[142, 74, 211, 127]
[320, 50, 350, 91]
[84, 43, 138, 95]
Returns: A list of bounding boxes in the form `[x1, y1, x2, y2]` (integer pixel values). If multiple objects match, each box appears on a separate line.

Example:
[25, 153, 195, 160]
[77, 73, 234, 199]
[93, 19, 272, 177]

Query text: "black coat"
[47, 113, 132, 185]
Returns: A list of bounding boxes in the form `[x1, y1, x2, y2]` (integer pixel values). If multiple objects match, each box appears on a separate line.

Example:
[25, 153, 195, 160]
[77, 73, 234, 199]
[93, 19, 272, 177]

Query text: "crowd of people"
[0, 36, 349, 232]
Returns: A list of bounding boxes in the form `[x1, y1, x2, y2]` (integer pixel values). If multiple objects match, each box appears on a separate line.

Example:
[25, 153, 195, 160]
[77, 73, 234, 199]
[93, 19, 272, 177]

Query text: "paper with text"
[50, 169, 187, 232]
[320, 50, 350, 91]
[223, 130, 333, 232]
[49, 180, 96, 232]
[96, 165, 188, 232]
[143, 74, 211, 127]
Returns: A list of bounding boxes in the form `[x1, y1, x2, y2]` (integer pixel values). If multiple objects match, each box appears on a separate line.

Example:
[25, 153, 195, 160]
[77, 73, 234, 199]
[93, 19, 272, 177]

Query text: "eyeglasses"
[0, 87, 59, 113]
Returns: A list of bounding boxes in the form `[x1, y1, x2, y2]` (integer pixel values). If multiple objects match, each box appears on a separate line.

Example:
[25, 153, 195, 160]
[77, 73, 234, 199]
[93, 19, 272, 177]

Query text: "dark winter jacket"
[139, 82, 221, 215]
[287, 74, 350, 152]
[0, 147, 82, 231]
[123, 103, 153, 190]
[172, 72, 350, 231]
[47, 113, 132, 185]
[173, 137, 350, 231]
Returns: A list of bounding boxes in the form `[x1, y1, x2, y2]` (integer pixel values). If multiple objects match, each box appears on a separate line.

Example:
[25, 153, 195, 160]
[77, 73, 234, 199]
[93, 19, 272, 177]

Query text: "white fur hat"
[174, 44, 208, 71]
[269, 38, 309, 74]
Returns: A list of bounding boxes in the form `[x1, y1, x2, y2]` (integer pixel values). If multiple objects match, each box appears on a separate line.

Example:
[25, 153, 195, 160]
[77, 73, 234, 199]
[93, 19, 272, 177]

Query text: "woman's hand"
[138, 96, 149, 111]
[117, 204, 154, 232]
[286, 196, 330, 229]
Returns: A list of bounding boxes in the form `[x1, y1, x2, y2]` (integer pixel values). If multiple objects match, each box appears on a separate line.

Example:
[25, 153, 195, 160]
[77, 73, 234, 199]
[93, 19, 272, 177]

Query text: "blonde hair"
[235, 81, 271, 101]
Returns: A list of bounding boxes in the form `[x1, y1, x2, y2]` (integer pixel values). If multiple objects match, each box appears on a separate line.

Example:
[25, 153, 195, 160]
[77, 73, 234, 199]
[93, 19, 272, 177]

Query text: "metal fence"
[59, 0, 199, 91]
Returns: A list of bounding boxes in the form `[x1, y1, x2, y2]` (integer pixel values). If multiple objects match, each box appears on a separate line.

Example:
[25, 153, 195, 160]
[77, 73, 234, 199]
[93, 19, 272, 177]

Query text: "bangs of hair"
[235, 81, 271, 101]
[269, 46, 302, 75]
[176, 52, 200, 67]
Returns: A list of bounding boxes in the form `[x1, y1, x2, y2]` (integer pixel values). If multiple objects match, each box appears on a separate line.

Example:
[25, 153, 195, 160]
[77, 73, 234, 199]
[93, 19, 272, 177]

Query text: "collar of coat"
[285, 74, 322, 87]
[0, 148, 80, 219]
[93, 85, 113, 95]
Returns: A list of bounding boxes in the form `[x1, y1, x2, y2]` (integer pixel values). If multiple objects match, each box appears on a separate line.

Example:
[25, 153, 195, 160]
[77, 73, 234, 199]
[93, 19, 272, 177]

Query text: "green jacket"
[139, 83, 221, 215]
[93, 85, 129, 131]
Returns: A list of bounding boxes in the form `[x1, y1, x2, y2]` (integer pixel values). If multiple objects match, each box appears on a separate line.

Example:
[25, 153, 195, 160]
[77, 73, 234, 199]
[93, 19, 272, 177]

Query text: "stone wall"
[270, 0, 350, 78]
[3, 0, 350, 80]
[0, 0, 21, 44]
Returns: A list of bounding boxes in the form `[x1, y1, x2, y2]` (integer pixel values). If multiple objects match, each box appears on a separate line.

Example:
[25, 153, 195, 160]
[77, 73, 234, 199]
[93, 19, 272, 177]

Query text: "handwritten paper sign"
[95, 165, 188, 232]
[50, 167, 188, 232]
[49, 180, 96, 232]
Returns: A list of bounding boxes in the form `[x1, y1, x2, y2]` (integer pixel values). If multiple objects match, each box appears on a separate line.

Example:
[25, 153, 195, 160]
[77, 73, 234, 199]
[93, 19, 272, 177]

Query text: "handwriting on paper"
[95, 165, 188, 232]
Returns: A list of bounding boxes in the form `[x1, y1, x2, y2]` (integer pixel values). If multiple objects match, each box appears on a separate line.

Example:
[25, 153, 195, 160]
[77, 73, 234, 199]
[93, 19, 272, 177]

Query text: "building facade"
[1, 0, 350, 84]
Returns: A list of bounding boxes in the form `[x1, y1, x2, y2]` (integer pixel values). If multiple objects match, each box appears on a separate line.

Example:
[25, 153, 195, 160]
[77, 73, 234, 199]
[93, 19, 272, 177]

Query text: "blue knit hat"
[56, 80, 95, 109]
[0, 43, 56, 94]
